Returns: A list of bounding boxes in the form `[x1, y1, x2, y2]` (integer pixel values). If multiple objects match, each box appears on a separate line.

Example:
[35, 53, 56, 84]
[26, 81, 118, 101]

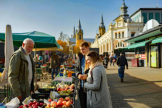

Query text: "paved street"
[107, 63, 162, 108]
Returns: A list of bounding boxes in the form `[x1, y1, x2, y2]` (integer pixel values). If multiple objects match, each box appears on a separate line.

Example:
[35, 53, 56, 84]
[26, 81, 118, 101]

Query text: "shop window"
[149, 13, 153, 20]
[155, 13, 160, 23]
[131, 32, 135, 37]
[142, 13, 147, 23]
[122, 32, 124, 38]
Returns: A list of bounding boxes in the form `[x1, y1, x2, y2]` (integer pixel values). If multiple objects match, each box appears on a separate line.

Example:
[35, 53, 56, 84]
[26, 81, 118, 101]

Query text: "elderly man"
[8, 38, 35, 102]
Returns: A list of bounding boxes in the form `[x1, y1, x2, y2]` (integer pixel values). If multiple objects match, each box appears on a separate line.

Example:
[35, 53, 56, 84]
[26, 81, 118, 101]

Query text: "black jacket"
[75, 53, 89, 92]
[117, 55, 128, 67]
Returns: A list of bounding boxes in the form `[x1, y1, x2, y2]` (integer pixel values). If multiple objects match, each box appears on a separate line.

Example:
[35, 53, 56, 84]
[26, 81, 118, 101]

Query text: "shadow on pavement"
[107, 73, 162, 108]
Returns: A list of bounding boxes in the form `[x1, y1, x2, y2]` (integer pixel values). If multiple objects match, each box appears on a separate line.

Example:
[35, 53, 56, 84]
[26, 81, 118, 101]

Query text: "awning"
[126, 39, 152, 49]
[152, 37, 162, 44]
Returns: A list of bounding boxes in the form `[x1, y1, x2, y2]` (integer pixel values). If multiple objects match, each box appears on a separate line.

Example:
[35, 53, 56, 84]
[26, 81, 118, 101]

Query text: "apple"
[36, 102, 39, 106]
[47, 103, 51, 107]
[59, 98, 64, 102]
[62, 105, 67, 107]
[69, 99, 73, 104]
[19, 105, 23, 108]
[33, 106, 38, 108]
[48, 98, 53, 102]
[39, 103, 43, 107]
[23, 104, 28, 107]
[57, 87, 61, 91]
[57, 100, 63, 106]
[29, 102, 33, 106]
[65, 97, 70, 101]
[66, 101, 71, 107]
[33, 101, 37, 104]
[62, 101, 66, 105]
[28, 107, 32, 108]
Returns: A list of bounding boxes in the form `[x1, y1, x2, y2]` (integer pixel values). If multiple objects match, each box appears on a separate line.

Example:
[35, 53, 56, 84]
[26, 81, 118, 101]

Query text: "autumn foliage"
[57, 40, 69, 53]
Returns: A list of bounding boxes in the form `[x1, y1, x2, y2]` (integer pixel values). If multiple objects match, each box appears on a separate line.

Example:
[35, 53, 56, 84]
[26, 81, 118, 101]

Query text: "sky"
[0, 0, 161, 40]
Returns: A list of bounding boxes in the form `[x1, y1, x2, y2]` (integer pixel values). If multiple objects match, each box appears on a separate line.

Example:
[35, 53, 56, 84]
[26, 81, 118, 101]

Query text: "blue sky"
[0, 0, 161, 40]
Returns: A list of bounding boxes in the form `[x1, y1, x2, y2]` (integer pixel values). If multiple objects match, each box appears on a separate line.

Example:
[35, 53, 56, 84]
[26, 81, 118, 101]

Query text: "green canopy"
[0, 31, 60, 49]
[152, 37, 162, 44]
[126, 39, 152, 49]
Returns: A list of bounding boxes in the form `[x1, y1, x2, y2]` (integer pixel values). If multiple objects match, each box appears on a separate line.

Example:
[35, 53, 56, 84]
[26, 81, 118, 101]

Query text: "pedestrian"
[116, 52, 128, 82]
[84, 51, 112, 108]
[109, 54, 114, 66]
[103, 54, 108, 69]
[45, 53, 49, 63]
[76, 42, 90, 108]
[8, 38, 35, 103]
[50, 51, 59, 80]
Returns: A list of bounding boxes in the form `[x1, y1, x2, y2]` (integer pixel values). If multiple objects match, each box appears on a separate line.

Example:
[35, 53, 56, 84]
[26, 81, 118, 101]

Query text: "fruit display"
[19, 100, 45, 108]
[45, 97, 73, 108]
[42, 84, 56, 89]
[56, 82, 74, 96]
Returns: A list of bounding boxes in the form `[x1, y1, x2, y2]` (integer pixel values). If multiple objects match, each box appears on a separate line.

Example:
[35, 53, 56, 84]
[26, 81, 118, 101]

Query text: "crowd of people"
[7, 38, 128, 108]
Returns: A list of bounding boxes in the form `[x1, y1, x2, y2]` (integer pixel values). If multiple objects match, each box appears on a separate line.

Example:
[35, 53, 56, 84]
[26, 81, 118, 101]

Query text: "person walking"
[116, 52, 128, 82]
[103, 54, 108, 69]
[50, 52, 59, 80]
[84, 51, 112, 108]
[110, 54, 114, 66]
[76, 42, 90, 108]
[8, 38, 35, 103]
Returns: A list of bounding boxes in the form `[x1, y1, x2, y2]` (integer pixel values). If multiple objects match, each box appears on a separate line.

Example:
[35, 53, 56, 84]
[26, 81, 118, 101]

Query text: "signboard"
[141, 54, 146, 59]
[135, 54, 146, 59]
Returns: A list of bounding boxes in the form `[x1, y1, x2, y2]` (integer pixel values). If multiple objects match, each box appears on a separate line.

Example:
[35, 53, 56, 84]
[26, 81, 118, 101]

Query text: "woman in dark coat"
[103, 54, 108, 69]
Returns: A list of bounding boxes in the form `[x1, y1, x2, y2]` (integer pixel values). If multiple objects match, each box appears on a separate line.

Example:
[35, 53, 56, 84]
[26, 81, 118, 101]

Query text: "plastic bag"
[5, 97, 20, 108]
[22, 96, 31, 105]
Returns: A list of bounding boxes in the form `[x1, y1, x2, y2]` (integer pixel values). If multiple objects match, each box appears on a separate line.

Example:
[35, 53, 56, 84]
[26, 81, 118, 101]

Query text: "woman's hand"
[81, 74, 87, 80]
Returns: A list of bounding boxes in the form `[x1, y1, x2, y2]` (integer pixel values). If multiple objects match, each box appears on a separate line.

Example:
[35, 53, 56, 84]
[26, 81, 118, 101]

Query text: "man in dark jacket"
[76, 42, 89, 108]
[103, 54, 108, 69]
[116, 52, 128, 82]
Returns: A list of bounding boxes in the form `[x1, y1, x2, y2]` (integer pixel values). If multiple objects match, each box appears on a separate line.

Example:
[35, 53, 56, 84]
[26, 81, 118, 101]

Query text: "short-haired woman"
[84, 51, 112, 108]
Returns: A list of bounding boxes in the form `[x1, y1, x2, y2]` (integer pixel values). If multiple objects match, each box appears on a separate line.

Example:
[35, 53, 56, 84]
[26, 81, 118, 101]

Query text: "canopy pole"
[34, 44, 37, 85]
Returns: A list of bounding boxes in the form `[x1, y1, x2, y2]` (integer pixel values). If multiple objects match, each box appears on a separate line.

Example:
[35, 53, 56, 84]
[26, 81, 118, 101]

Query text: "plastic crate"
[38, 88, 56, 93]
[31, 93, 49, 100]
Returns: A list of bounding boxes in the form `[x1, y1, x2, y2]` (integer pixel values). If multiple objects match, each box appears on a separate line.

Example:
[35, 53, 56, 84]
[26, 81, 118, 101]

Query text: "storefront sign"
[141, 54, 146, 59]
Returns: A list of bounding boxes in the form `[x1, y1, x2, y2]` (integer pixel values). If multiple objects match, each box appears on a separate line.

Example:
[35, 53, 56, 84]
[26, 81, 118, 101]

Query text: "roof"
[124, 25, 162, 43]
[69, 38, 95, 43]
[130, 8, 162, 17]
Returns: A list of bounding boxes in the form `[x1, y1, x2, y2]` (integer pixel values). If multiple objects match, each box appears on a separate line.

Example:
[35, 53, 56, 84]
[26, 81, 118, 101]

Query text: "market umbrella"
[0, 31, 60, 50]
[0, 25, 14, 86]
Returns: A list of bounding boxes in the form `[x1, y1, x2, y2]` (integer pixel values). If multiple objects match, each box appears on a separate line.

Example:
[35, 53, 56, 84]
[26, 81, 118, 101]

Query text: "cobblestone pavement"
[107, 63, 162, 108]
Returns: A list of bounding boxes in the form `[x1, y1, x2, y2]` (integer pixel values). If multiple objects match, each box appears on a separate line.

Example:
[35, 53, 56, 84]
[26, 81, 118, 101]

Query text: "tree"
[57, 40, 69, 53]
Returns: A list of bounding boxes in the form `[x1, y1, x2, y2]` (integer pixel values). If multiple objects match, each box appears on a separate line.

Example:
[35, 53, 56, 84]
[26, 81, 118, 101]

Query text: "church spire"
[73, 26, 75, 36]
[78, 19, 82, 31]
[100, 14, 104, 28]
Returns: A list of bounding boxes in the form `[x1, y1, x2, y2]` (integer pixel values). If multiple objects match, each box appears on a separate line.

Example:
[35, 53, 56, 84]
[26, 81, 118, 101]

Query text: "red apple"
[23, 104, 28, 107]
[29, 102, 33, 106]
[57, 100, 63, 106]
[47, 103, 51, 107]
[65, 97, 70, 101]
[39, 103, 43, 107]
[59, 98, 64, 102]
[48, 98, 53, 102]
[35, 102, 39, 106]
[57, 87, 61, 91]
[69, 99, 73, 104]
[66, 101, 71, 107]
[19, 105, 23, 108]
[33, 106, 38, 108]
[62, 101, 66, 105]
[33, 101, 37, 104]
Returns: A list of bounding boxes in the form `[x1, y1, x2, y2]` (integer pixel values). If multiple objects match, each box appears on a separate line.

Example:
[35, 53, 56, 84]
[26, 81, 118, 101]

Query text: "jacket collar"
[19, 47, 33, 62]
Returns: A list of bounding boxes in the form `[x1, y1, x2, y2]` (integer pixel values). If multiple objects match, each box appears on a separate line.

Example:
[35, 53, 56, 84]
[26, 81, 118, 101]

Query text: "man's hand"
[17, 95, 22, 101]
[126, 67, 128, 69]
[78, 74, 83, 79]
[81, 74, 87, 80]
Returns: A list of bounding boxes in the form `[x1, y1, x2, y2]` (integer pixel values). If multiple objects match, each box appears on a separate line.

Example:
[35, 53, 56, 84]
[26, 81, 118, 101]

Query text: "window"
[149, 13, 153, 20]
[120, 42, 122, 47]
[122, 32, 124, 38]
[123, 44, 125, 47]
[155, 13, 160, 23]
[137, 15, 138, 20]
[119, 33, 120, 38]
[118, 43, 119, 47]
[142, 13, 147, 23]
[131, 32, 135, 37]
[115, 33, 117, 39]
[135, 17, 136, 22]
[161, 13, 162, 23]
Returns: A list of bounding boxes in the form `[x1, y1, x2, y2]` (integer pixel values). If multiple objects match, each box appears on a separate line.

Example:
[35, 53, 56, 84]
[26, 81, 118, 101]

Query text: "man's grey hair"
[23, 38, 35, 44]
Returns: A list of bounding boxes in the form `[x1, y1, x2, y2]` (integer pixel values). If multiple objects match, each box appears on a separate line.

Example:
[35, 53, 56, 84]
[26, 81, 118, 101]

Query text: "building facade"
[130, 8, 162, 24]
[91, 1, 144, 59]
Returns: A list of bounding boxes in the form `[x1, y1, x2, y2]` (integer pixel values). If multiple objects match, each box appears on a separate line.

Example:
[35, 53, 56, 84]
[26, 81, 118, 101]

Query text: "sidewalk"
[106, 64, 162, 108]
